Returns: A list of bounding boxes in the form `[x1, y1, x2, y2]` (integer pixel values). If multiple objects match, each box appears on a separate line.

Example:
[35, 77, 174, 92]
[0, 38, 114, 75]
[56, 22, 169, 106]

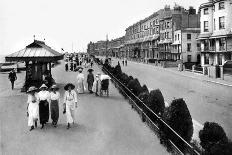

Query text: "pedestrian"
[26, 86, 39, 131]
[70, 61, 73, 71]
[37, 84, 50, 129]
[76, 68, 85, 94]
[65, 61, 68, 72]
[8, 69, 17, 90]
[87, 69, 94, 93]
[125, 58, 127, 66]
[50, 85, 60, 127]
[93, 73, 101, 96]
[122, 59, 124, 66]
[63, 83, 78, 129]
[90, 60, 94, 68]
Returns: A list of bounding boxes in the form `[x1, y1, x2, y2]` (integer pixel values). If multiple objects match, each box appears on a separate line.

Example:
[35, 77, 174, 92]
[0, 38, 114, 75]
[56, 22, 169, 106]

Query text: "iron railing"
[99, 63, 200, 155]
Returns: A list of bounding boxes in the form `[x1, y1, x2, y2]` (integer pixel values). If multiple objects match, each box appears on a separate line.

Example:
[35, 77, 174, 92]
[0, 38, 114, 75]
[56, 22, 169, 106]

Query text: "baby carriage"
[100, 75, 111, 96]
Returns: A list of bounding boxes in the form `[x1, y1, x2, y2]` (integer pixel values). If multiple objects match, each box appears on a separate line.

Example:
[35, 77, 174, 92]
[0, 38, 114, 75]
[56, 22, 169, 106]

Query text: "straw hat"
[39, 84, 48, 89]
[64, 83, 75, 90]
[51, 84, 59, 90]
[27, 86, 37, 93]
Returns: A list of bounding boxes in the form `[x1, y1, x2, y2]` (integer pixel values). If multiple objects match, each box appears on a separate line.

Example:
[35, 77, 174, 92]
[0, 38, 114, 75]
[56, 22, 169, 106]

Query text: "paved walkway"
[0, 61, 168, 155]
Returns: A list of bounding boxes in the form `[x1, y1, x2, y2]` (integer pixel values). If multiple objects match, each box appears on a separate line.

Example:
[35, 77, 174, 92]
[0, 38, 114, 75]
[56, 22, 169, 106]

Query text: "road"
[0, 61, 167, 155]
[108, 58, 232, 139]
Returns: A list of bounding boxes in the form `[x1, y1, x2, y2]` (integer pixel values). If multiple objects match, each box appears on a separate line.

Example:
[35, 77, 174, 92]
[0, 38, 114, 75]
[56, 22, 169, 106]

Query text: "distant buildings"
[197, 0, 232, 78]
[87, 0, 232, 79]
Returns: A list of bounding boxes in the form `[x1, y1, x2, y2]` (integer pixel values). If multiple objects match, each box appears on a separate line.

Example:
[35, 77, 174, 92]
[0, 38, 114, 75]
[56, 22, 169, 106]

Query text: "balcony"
[209, 46, 216, 51]
[219, 46, 226, 51]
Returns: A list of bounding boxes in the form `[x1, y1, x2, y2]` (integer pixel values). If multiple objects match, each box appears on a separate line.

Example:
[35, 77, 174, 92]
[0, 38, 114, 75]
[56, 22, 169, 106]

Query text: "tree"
[162, 98, 193, 143]
[199, 122, 228, 153]
[146, 89, 165, 116]
[206, 141, 232, 155]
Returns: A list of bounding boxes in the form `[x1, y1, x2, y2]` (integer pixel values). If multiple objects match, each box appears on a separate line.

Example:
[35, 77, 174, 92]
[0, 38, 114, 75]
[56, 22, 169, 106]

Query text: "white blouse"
[27, 93, 38, 104]
[63, 90, 77, 103]
[50, 91, 60, 101]
[38, 90, 50, 101]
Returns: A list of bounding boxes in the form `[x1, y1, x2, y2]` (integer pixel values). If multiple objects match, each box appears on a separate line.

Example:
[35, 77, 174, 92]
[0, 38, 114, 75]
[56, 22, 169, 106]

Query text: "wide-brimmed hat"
[40, 84, 48, 89]
[88, 69, 94, 72]
[64, 83, 75, 90]
[27, 86, 37, 93]
[51, 84, 59, 90]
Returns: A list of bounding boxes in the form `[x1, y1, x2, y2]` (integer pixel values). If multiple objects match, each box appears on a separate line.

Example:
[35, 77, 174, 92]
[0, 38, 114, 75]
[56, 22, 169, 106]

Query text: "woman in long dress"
[50, 84, 60, 127]
[27, 86, 39, 131]
[37, 84, 50, 129]
[63, 83, 78, 129]
[76, 69, 85, 94]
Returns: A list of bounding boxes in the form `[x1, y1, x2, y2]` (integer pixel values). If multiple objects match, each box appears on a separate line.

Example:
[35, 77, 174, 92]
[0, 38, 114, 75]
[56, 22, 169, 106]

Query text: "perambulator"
[99, 75, 111, 97]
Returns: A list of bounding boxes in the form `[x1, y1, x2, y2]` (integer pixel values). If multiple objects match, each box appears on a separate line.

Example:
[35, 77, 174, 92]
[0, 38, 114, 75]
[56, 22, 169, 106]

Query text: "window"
[214, 18, 216, 30]
[204, 21, 209, 32]
[175, 35, 177, 41]
[187, 34, 191, 40]
[218, 54, 223, 65]
[204, 8, 209, 15]
[178, 34, 180, 40]
[187, 55, 191, 62]
[166, 22, 170, 28]
[167, 32, 169, 38]
[219, 16, 225, 29]
[219, 2, 225, 10]
[187, 43, 191, 52]
[205, 54, 209, 64]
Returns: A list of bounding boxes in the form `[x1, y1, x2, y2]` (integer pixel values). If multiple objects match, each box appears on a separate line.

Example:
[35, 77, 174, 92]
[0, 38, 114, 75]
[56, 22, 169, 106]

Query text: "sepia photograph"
[0, 0, 232, 154]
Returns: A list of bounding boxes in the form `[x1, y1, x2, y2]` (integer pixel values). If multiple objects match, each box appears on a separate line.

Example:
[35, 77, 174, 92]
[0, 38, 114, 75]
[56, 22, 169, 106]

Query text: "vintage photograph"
[0, 0, 232, 154]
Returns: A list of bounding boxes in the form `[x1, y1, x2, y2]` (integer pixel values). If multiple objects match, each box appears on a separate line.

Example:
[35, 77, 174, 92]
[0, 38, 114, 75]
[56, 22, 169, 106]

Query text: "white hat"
[27, 86, 37, 93]
[40, 84, 48, 89]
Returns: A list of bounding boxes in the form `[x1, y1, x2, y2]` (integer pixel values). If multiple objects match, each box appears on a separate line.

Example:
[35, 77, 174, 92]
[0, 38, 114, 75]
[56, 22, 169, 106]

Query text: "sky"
[0, 0, 205, 55]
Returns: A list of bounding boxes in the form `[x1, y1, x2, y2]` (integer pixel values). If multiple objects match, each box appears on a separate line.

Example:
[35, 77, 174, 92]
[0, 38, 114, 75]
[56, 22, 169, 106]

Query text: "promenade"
[0, 62, 167, 155]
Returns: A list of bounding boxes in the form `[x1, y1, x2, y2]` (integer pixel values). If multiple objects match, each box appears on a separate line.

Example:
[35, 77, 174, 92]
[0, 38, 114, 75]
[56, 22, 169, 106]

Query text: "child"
[27, 86, 39, 131]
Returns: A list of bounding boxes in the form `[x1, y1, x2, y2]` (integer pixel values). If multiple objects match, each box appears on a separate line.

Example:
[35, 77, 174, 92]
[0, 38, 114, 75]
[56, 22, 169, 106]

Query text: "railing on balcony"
[219, 46, 226, 51]
[209, 46, 216, 51]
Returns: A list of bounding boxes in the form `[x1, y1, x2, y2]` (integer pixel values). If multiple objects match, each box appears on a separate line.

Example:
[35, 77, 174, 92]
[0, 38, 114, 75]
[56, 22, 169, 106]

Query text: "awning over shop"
[5, 40, 64, 62]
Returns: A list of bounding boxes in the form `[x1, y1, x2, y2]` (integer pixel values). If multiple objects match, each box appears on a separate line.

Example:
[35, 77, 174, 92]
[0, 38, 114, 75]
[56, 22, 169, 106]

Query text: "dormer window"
[204, 8, 209, 15]
[219, 2, 225, 10]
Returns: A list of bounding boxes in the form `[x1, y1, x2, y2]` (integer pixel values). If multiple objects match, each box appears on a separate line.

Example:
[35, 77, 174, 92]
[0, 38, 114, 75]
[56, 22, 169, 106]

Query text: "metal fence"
[99, 63, 200, 155]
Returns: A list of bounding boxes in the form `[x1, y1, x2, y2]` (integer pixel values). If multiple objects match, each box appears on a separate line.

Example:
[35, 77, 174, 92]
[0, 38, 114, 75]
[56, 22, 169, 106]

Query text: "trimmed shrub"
[199, 122, 228, 153]
[162, 98, 193, 143]
[120, 73, 129, 85]
[146, 89, 165, 116]
[206, 141, 232, 155]
[113, 63, 122, 78]
[127, 78, 142, 96]
[141, 84, 149, 94]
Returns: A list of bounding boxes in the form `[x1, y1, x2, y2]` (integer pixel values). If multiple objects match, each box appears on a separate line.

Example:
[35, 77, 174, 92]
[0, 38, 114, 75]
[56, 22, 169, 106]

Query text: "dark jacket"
[9, 71, 17, 81]
[87, 73, 94, 84]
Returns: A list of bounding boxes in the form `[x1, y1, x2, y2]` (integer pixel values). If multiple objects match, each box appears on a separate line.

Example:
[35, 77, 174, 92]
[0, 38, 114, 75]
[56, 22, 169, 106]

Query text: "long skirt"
[88, 82, 93, 91]
[28, 102, 39, 126]
[50, 100, 59, 124]
[77, 81, 84, 94]
[39, 100, 49, 125]
[66, 101, 75, 124]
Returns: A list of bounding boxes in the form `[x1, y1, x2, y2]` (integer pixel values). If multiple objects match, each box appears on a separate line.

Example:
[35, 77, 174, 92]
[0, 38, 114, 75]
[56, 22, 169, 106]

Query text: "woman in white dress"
[63, 83, 78, 129]
[76, 69, 85, 94]
[27, 86, 39, 131]
[50, 84, 60, 127]
[37, 84, 50, 129]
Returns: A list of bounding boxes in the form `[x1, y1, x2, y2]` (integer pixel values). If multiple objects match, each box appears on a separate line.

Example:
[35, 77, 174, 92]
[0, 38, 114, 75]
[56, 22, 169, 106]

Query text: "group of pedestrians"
[26, 83, 78, 131]
[26, 59, 106, 131]
[121, 58, 128, 66]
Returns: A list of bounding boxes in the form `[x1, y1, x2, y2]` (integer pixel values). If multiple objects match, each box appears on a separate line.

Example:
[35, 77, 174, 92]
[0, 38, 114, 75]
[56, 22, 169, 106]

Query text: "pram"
[99, 75, 110, 96]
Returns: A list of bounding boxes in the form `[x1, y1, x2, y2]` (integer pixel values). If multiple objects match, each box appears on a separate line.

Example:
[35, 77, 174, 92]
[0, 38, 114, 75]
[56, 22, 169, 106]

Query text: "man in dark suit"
[8, 69, 17, 90]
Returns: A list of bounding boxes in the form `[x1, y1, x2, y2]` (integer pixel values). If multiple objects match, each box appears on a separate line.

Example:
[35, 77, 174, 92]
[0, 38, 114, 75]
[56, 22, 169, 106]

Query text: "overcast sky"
[0, 0, 205, 55]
